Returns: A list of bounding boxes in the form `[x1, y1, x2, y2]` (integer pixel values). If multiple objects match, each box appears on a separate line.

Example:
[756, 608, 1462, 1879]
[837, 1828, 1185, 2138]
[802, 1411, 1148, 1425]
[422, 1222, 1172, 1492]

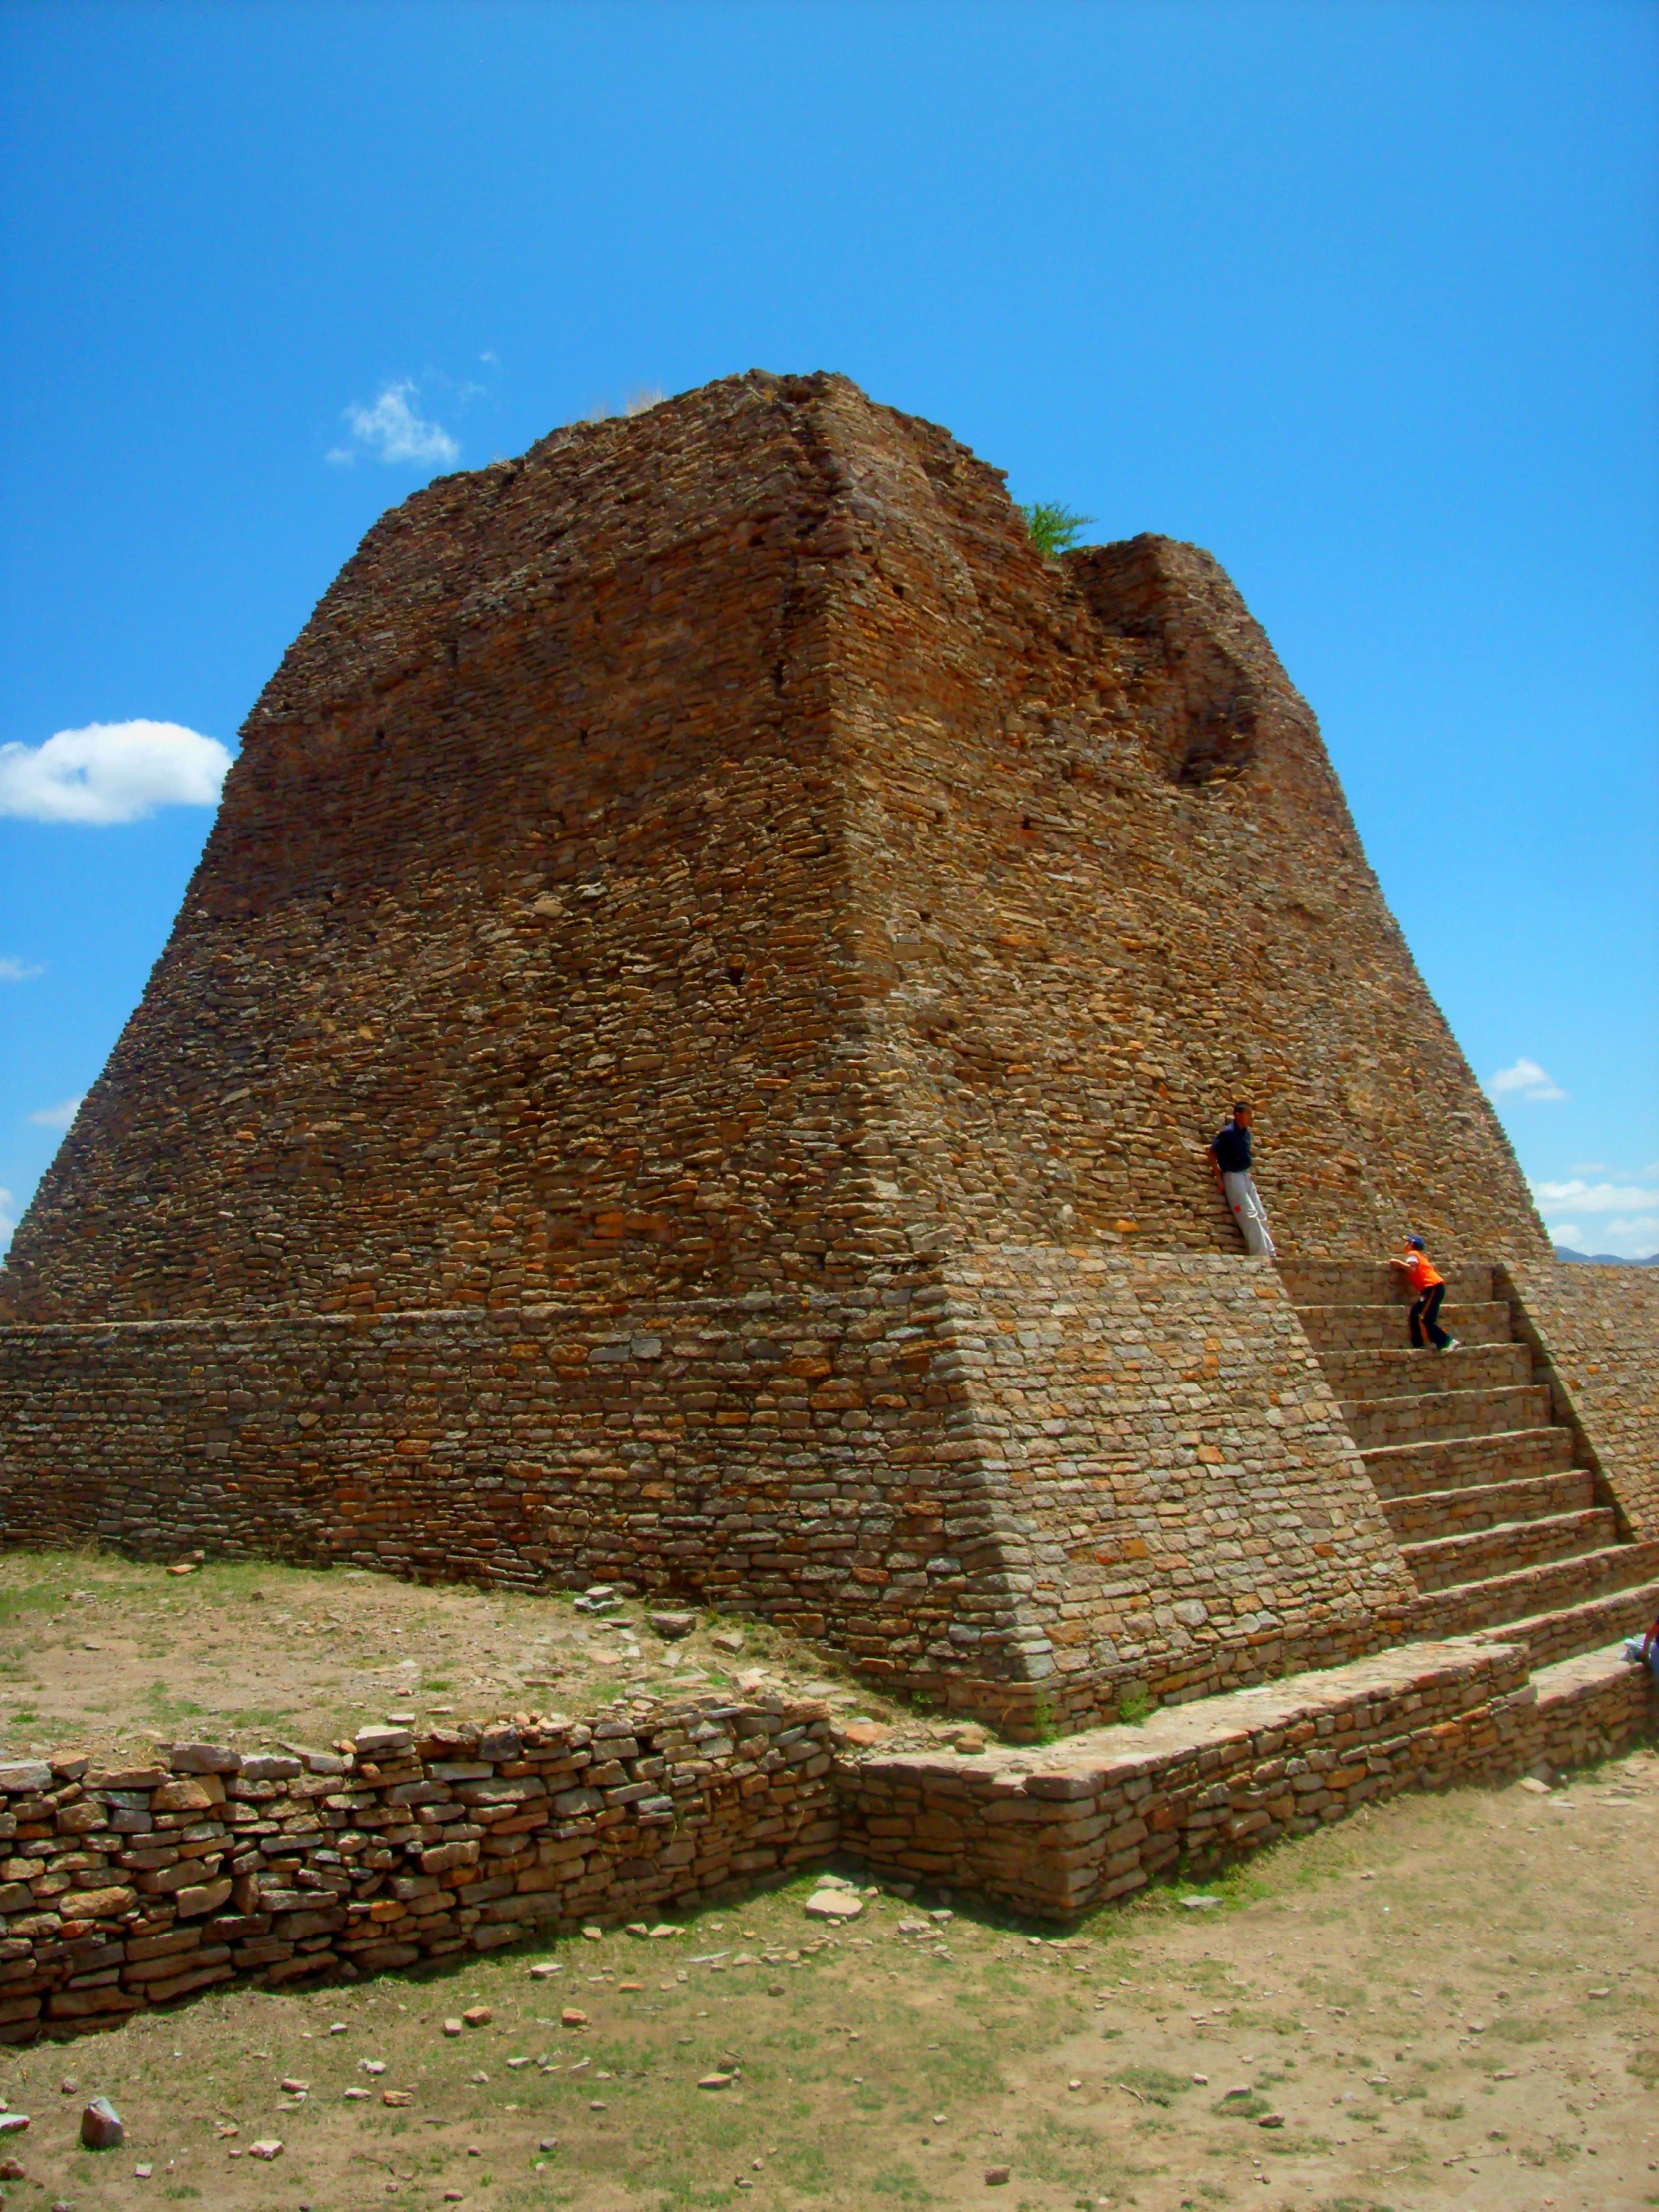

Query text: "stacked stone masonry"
[839, 1638, 1655, 1922]
[2, 370, 1653, 1746]
[4, 1636, 1652, 2045]
[0, 1697, 839, 2046]
[1, 1254, 1441, 1734]
[2, 370, 1547, 1327]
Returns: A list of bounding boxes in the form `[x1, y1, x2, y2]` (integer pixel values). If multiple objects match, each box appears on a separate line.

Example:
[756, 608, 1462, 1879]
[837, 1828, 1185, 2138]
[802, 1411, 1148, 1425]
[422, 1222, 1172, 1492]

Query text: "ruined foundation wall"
[0, 1700, 839, 2045]
[4, 1639, 1649, 2045]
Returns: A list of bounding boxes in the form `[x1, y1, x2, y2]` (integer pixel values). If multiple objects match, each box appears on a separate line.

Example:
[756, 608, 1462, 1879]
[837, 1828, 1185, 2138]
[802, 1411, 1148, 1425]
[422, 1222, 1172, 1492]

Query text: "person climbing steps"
[1389, 1232, 1459, 1352]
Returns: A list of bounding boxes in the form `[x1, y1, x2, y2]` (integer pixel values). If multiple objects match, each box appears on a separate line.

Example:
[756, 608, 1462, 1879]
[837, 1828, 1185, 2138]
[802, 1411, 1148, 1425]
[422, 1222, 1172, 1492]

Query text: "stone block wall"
[929, 1246, 1415, 1723]
[834, 1639, 1630, 1923]
[1505, 1260, 1659, 1541]
[0, 1697, 837, 2046]
[0, 1254, 1425, 1734]
[814, 386, 1547, 1266]
[5, 1636, 1648, 2043]
[1, 370, 1546, 1333]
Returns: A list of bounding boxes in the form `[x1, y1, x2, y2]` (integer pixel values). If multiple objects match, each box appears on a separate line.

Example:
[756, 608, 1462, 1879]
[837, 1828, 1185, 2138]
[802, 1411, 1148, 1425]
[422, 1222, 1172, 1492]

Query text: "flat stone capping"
[835, 1635, 1654, 1922]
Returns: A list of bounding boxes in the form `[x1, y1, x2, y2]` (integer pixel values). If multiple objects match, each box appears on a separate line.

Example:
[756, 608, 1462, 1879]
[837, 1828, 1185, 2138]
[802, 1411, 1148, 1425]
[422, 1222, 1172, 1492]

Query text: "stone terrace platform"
[836, 1634, 1654, 1922]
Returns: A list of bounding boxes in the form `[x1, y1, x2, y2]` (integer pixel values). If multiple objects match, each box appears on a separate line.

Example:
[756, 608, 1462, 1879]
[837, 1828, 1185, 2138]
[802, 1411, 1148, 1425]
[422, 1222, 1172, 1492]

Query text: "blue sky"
[1, 0, 1655, 1256]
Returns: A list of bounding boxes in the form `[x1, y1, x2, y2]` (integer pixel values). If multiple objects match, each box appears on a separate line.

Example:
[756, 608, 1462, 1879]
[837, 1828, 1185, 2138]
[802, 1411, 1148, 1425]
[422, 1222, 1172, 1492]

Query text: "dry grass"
[0, 1548, 927, 1765]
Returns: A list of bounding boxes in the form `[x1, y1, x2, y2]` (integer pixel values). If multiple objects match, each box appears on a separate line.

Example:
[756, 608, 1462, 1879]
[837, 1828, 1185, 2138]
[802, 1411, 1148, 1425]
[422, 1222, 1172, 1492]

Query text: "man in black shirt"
[1209, 1101, 1277, 1257]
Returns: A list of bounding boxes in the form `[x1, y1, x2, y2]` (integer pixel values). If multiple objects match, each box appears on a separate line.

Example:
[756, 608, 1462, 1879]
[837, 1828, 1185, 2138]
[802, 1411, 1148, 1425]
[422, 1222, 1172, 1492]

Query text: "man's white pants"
[1222, 1170, 1277, 1258]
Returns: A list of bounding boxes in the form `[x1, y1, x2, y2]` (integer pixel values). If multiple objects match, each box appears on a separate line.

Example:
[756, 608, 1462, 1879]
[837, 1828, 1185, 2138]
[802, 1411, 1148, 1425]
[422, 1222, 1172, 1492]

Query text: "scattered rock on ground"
[79, 2096, 123, 2149]
[805, 1890, 863, 1921]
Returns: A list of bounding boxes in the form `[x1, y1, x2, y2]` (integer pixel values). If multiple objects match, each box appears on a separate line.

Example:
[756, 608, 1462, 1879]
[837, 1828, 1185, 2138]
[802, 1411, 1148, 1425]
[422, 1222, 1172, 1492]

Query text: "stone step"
[1363, 1425, 1578, 1500]
[1474, 1577, 1659, 1672]
[1529, 1637, 1657, 1769]
[1341, 1382, 1554, 1450]
[1408, 1540, 1659, 1649]
[1296, 1299, 1513, 1352]
[1400, 1506, 1618, 1594]
[1279, 1259, 1494, 1307]
[1318, 1341, 1532, 1401]
[1382, 1467, 1596, 1545]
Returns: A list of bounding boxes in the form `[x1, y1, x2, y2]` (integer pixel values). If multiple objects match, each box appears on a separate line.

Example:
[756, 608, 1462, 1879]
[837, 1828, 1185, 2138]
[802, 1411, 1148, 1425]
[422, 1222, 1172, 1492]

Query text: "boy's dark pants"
[1410, 1283, 1450, 1351]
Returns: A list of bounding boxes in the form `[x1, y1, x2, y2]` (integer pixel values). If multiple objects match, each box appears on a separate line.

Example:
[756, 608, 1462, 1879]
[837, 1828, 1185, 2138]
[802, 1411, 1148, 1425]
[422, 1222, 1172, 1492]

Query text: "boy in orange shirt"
[1389, 1233, 1459, 1353]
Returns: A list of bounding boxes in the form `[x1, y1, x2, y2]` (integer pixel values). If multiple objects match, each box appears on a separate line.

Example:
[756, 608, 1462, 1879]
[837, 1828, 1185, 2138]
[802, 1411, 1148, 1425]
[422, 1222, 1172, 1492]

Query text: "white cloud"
[0, 1187, 13, 1251]
[330, 380, 459, 468]
[0, 956, 43, 981]
[0, 721, 232, 825]
[1548, 1222, 1584, 1247]
[1532, 1176, 1659, 1215]
[28, 1095, 83, 1132]
[1487, 1056, 1567, 1102]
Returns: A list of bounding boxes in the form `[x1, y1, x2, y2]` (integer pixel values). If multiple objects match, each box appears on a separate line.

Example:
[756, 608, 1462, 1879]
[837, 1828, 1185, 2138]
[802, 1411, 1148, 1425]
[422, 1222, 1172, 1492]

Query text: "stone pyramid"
[8, 371, 1647, 1738]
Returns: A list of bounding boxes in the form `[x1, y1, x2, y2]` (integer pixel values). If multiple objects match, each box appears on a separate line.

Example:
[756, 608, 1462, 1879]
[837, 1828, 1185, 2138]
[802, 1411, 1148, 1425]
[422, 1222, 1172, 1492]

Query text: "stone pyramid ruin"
[2, 370, 1654, 1735]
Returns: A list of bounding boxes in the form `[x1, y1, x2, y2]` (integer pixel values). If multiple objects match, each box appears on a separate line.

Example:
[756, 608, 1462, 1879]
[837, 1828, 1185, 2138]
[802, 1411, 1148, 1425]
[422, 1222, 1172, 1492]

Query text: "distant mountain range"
[1555, 1246, 1659, 1265]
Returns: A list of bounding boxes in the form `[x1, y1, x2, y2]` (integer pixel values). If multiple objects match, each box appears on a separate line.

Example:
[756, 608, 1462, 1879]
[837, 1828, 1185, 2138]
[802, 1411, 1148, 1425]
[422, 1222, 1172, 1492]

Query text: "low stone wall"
[0, 1697, 837, 2046]
[2, 1637, 1652, 2043]
[1531, 1645, 1658, 1772]
[835, 1639, 1624, 1923]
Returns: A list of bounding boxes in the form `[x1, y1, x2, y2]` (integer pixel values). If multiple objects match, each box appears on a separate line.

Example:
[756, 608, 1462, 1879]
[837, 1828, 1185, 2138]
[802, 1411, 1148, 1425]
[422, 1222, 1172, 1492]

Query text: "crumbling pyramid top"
[0, 371, 1546, 1323]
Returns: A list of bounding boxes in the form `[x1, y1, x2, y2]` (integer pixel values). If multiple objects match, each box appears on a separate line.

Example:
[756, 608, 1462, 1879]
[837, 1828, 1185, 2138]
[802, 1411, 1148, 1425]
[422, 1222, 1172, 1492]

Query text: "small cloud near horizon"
[1487, 1055, 1567, 1103]
[28, 1095, 84, 1133]
[1533, 1175, 1659, 1214]
[328, 380, 460, 468]
[0, 956, 44, 981]
[0, 1187, 14, 1250]
[0, 721, 232, 825]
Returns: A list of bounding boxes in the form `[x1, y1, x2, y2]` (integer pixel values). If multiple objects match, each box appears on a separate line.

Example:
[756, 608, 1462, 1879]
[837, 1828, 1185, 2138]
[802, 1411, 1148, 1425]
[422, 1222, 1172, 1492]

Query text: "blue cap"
[1405, 1234, 1425, 1250]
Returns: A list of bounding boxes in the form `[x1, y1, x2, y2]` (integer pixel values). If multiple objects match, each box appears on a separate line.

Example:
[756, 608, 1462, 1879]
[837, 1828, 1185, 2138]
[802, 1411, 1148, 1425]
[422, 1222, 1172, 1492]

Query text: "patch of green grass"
[1116, 2065, 1191, 2106]
[1210, 2091, 1270, 2120]
[1485, 2015, 1552, 2043]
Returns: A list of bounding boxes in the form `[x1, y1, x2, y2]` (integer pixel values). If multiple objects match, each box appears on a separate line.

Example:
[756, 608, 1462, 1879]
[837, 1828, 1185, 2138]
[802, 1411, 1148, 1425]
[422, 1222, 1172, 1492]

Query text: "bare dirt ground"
[0, 1691, 1653, 2211]
[0, 1550, 932, 1764]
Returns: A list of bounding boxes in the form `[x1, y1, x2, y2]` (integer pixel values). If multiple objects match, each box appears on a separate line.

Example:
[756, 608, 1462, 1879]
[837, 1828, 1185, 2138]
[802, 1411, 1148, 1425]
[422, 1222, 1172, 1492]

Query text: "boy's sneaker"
[1440, 1337, 1461, 1353]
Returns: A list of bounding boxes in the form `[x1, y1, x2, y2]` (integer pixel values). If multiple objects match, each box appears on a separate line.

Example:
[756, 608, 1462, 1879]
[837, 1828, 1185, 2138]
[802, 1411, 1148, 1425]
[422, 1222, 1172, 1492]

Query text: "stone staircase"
[1281, 1261, 1659, 1675]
